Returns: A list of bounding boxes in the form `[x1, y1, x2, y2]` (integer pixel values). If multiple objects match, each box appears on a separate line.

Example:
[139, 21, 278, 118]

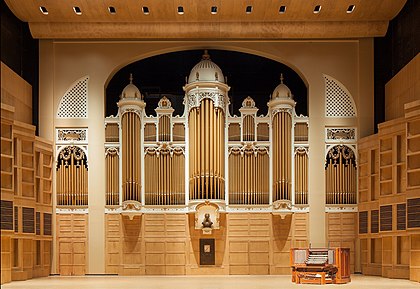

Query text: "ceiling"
[5, 0, 407, 39]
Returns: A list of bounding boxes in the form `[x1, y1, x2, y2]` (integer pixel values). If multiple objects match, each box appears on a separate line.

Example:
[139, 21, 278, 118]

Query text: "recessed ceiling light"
[73, 6, 82, 15]
[246, 6, 252, 14]
[177, 6, 184, 15]
[39, 6, 48, 15]
[142, 6, 149, 15]
[108, 6, 116, 14]
[279, 5, 286, 14]
[211, 6, 218, 15]
[313, 5, 321, 14]
[347, 5, 355, 14]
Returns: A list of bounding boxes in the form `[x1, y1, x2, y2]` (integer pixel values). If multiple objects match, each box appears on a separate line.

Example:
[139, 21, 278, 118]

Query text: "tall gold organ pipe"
[121, 112, 141, 202]
[272, 111, 292, 201]
[56, 146, 88, 206]
[325, 146, 357, 205]
[189, 99, 225, 200]
[294, 149, 308, 204]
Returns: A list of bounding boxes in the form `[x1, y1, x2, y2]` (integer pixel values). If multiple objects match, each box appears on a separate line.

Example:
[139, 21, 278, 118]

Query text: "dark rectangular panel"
[380, 205, 392, 231]
[43, 213, 52, 235]
[36, 212, 41, 235]
[397, 203, 406, 230]
[407, 198, 420, 228]
[371, 210, 379, 233]
[200, 238, 215, 266]
[0, 200, 13, 230]
[359, 211, 368, 234]
[22, 207, 35, 233]
[14, 206, 18, 232]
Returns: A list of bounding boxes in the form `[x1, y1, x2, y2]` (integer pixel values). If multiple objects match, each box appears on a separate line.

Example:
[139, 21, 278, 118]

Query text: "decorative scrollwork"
[57, 145, 88, 169]
[145, 144, 184, 157]
[57, 129, 87, 142]
[271, 107, 293, 116]
[120, 107, 142, 118]
[295, 146, 308, 155]
[242, 96, 255, 108]
[105, 147, 119, 156]
[326, 128, 356, 141]
[187, 91, 226, 112]
[158, 96, 172, 109]
[326, 145, 355, 167]
[229, 144, 268, 156]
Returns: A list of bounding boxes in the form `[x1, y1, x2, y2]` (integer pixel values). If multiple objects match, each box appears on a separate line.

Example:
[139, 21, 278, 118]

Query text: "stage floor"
[2, 274, 419, 289]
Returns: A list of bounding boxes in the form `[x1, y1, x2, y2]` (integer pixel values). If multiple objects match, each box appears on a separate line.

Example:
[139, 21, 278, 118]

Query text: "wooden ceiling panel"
[4, 0, 407, 39]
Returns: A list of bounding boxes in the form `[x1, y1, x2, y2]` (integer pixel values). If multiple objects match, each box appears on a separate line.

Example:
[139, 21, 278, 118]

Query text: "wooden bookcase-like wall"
[357, 100, 420, 282]
[0, 104, 53, 285]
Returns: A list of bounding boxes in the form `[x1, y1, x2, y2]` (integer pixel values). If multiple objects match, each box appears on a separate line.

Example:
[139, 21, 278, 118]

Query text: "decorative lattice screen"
[57, 76, 88, 118]
[324, 75, 356, 117]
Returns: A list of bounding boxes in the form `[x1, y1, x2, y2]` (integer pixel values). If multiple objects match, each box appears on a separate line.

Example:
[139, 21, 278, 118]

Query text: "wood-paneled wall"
[326, 212, 357, 273]
[1, 102, 53, 285]
[357, 100, 420, 281]
[385, 54, 419, 121]
[56, 214, 88, 276]
[0, 62, 32, 125]
[105, 212, 308, 275]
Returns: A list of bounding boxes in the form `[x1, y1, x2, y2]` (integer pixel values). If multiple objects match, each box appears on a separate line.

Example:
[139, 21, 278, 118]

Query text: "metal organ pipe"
[121, 111, 141, 202]
[189, 99, 225, 201]
[272, 111, 292, 202]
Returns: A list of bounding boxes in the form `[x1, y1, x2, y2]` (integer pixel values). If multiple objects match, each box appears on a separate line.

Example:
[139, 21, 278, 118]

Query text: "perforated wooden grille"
[57, 77, 88, 118]
[380, 205, 392, 231]
[0, 200, 13, 230]
[371, 210, 379, 233]
[407, 198, 420, 228]
[324, 75, 356, 117]
[22, 207, 35, 233]
[359, 211, 368, 234]
[397, 203, 406, 230]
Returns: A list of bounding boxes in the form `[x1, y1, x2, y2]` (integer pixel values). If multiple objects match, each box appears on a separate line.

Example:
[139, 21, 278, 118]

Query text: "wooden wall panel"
[326, 213, 356, 273]
[0, 62, 32, 124]
[1, 236, 11, 284]
[272, 213, 308, 275]
[385, 54, 419, 121]
[121, 215, 143, 275]
[411, 234, 420, 282]
[105, 214, 121, 274]
[228, 213, 270, 275]
[56, 214, 87, 276]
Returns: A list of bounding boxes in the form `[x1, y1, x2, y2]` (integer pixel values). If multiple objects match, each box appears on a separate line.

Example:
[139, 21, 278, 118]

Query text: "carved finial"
[202, 49, 210, 60]
[129, 73, 133, 84]
[280, 73, 284, 84]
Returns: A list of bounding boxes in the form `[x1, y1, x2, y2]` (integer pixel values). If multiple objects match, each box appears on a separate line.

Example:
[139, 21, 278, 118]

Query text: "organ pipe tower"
[184, 51, 230, 201]
[268, 74, 296, 202]
[117, 74, 145, 204]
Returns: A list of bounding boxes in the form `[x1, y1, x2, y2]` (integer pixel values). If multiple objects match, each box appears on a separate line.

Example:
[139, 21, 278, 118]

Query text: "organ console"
[290, 247, 351, 285]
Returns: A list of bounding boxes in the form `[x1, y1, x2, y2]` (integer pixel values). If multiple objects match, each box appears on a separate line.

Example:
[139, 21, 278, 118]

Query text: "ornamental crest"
[57, 129, 87, 142]
[187, 92, 226, 112]
[326, 128, 356, 141]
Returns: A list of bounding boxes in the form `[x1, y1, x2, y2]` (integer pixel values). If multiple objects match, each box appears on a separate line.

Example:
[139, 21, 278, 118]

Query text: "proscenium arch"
[104, 46, 309, 116]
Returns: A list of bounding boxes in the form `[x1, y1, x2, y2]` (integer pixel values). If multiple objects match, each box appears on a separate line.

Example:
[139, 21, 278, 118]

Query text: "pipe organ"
[325, 145, 357, 204]
[56, 145, 88, 206]
[117, 75, 145, 203]
[98, 51, 359, 212]
[295, 147, 309, 205]
[228, 146, 269, 205]
[105, 148, 119, 206]
[144, 146, 185, 205]
[268, 75, 295, 202]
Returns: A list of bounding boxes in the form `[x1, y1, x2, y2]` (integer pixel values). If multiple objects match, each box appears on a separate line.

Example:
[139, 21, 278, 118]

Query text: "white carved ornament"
[187, 91, 226, 112]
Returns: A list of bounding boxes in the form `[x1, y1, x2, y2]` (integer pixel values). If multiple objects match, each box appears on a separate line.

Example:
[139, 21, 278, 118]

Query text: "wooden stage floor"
[2, 274, 419, 289]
